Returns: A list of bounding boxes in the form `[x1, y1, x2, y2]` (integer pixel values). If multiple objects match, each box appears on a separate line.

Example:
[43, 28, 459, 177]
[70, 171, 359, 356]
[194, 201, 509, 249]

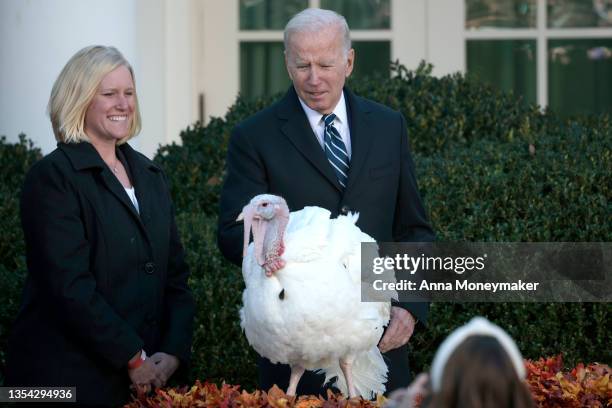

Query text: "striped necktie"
[322, 113, 349, 189]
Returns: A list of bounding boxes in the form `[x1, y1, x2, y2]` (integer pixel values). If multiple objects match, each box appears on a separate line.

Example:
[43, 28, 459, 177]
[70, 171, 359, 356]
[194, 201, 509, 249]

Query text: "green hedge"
[418, 126, 610, 241]
[0, 63, 610, 390]
[0, 135, 42, 380]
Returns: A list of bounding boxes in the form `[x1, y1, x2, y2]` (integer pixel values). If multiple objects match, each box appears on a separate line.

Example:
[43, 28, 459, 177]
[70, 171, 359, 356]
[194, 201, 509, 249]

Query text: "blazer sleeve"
[159, 176, 195, 365]
[20, 160, 143, 370]
[217, 124, 269, 266]
[391, 113, 436, 324]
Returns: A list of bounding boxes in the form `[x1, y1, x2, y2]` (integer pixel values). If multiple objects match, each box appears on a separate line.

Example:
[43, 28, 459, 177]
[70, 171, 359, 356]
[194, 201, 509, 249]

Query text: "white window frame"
[237, 0, 395, 67]
[463, 0, 612, 109]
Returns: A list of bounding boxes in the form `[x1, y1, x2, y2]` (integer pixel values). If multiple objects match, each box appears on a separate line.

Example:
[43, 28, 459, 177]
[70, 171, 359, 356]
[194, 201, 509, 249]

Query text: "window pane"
[240, 0, 307, 30]
[549, 39, 612, 116]
[466, 0, 537, 29]
[467, 40, 537, 105]
[352, 41, 391, 79]
[321, 0, 391, 29]
[240, 42, 290, 100]
[548, 0, 612, 28]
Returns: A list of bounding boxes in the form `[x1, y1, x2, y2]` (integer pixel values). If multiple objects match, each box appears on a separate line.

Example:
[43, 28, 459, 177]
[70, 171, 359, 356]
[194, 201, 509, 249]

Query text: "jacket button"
[340, 205, 351, 215]
[144, 262, 156, 274]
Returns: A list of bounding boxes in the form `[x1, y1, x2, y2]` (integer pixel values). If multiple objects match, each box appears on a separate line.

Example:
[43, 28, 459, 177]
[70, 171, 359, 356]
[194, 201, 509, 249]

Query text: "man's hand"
[149, 352, 180, 386]
[128, 358, 163, 395]
[378, 306, 417, 353]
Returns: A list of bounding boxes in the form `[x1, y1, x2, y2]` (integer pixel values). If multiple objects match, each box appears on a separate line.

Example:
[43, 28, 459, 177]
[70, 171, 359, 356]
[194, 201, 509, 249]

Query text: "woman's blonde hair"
[48, 45, 141, 144]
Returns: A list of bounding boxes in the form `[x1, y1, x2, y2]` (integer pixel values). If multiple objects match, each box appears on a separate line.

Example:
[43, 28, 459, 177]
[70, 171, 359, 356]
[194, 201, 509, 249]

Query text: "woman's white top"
[124, 186, 140, 214]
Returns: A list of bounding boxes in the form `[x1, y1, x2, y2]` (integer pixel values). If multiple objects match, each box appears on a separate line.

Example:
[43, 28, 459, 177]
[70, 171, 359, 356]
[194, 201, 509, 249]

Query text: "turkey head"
[238, 194, 289, 276]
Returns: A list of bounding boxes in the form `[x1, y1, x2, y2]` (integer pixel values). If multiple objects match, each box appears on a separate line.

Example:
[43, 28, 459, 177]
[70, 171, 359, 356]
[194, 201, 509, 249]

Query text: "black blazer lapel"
[99, 170, 142, 219]
[118, 143, 163, 244]
[344, 88, 374, 191]
[276, 87, 343, 191]
[59, 142, 143, 227]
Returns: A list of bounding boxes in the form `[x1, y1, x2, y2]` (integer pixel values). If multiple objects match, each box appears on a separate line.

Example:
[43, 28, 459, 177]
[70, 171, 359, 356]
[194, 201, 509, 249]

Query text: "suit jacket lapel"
[276, 87, 343, 191]
[344, 88, 374, 191]
[119, 143, 162, 245]
[59, 142, 146, 232]
[99, 169, 142, 220]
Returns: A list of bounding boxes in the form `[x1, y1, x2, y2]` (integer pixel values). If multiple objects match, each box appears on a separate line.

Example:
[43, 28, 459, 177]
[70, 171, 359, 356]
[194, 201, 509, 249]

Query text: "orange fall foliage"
[124, 355, 611, 408]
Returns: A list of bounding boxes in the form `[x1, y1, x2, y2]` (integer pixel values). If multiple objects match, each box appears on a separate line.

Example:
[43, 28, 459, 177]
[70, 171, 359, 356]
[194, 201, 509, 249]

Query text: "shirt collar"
[298, 91, 348, 129]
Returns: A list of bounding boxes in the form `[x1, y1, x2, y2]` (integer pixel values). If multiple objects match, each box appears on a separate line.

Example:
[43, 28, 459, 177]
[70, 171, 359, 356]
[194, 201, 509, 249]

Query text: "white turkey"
[238, 193, 391, 399]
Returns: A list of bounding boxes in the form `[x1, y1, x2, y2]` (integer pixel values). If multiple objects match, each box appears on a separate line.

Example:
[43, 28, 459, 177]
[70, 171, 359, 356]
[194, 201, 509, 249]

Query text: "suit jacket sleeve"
[159, 173, 195, 365]
[391, 113, 436, 324]
[20, 160, 143, 370]
[217, 124, 268, 266]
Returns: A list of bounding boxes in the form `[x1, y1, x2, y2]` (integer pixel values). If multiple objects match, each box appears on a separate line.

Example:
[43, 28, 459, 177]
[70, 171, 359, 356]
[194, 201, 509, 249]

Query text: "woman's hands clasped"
[128, 351, 180, 395]
[148, 352, 180, 386]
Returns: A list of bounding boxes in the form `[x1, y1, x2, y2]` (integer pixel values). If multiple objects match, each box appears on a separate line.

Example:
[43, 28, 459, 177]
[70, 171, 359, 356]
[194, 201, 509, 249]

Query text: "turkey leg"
[340, 356, 358, 398]
[286, 364, 305, 396]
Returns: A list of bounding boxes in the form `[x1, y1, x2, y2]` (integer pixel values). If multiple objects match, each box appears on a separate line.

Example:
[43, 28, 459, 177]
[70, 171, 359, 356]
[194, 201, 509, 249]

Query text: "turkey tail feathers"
[319, 346, 387, 399]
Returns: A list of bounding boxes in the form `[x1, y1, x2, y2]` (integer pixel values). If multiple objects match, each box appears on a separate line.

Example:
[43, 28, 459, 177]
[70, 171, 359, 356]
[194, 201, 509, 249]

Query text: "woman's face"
[84, 65, 135, 144]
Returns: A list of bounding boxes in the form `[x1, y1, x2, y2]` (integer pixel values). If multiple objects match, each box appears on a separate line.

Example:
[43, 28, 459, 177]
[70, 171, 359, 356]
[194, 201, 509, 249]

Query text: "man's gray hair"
[284, 8, 351, 56]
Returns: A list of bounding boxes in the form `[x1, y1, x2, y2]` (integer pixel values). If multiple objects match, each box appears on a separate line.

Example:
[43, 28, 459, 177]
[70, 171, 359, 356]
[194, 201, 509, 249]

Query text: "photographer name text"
[373, 279, 540, 292]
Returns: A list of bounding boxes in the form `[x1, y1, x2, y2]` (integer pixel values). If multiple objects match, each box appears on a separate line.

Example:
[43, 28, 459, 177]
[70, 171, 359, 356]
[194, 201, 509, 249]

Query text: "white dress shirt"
[297, 91, 352, 159]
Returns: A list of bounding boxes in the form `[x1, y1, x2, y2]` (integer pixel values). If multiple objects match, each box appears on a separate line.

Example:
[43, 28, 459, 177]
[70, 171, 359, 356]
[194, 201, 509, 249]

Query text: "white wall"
[163, 0, 193, 144]
[198, 0, 239, 122]
[426, 0, 464, 77]
[392, 0, 427, 71]
[392, 0, 464, 76]
[134, 0, 194, 156]
[0, 0, 138, 154]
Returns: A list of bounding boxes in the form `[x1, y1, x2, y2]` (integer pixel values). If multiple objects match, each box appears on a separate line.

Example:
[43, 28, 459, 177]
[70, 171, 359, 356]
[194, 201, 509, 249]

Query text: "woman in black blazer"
[4, 45, 195, 406]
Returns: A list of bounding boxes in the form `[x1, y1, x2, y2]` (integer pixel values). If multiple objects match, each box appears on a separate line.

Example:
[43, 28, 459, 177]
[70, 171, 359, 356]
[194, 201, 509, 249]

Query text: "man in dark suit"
[218, 8, 434, 396]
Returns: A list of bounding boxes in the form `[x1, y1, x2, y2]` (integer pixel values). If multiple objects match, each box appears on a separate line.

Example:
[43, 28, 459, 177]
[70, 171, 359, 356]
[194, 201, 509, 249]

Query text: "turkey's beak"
[238, 211, 261, 222]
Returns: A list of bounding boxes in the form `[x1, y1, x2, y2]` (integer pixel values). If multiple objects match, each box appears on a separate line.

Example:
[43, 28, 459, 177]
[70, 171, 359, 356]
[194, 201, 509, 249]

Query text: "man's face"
[285, 26, 354, 114]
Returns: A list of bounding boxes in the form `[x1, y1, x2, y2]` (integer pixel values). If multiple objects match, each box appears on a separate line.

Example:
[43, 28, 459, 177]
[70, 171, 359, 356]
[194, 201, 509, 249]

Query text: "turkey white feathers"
[238, 194, 391, 398]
